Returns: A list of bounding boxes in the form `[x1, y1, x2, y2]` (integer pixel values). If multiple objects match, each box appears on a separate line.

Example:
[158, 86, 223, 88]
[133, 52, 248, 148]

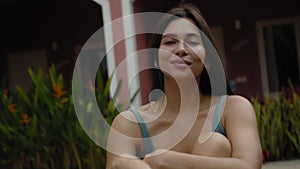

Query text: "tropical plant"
[251, 85, 300, 161]
[0, 64, 122, 169]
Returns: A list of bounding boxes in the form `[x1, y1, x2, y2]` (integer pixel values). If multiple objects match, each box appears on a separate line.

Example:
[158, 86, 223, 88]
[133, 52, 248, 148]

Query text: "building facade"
[1, 0, 300, 106]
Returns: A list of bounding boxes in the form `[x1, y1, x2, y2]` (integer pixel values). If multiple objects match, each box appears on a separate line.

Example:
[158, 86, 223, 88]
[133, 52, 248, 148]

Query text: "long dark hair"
[149, 3, 233, 96]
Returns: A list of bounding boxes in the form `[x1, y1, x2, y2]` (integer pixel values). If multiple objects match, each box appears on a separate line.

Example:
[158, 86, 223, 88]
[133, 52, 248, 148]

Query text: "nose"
[174, 42, 188, 57]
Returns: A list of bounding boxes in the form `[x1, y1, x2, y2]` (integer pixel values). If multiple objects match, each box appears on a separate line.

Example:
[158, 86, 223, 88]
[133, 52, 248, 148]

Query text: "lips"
[171, 59, 192, 66]
[182, 59, 192, 65]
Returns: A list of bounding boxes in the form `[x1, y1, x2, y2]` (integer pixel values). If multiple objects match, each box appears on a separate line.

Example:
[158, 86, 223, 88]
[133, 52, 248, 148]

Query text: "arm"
[108, 156, 151, 169]
[144, 95, 263, 169]
[106, 111, 151, 169]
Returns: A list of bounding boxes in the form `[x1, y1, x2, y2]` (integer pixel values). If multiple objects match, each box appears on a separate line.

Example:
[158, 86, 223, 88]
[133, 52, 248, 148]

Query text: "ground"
[262, 159, 300, 169]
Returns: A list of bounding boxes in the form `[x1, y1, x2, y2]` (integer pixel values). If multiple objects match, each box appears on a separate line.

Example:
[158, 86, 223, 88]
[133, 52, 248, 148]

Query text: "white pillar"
[122, 0, 141, 107]
[92, 0, 141, 107]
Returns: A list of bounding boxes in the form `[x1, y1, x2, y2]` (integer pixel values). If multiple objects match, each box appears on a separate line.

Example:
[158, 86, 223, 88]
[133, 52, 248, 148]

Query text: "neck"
[159, 76, 203, 118]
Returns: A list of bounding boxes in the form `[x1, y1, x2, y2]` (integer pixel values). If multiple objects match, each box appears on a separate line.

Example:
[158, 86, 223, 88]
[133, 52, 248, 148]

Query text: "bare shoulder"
[111, 110, 140, 138]
[223, 95, 257, 122]
[111, 103, 152, 137]
[225, 95, 254, 111]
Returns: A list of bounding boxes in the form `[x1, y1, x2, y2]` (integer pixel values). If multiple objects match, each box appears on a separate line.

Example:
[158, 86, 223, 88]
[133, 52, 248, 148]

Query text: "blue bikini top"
[130, 95, 227, 158]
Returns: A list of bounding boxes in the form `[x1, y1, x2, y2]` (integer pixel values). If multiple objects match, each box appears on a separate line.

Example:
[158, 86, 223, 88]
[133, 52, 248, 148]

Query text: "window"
[257, 17, 300, 96]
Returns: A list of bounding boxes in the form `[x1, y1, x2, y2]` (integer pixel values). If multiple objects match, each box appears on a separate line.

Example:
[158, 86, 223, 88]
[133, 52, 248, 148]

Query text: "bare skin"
[106, 18, 262, 169]
[106, 95, 261, 169]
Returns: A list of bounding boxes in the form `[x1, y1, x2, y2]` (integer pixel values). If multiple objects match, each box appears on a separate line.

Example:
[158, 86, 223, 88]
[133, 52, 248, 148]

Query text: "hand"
[143, 149, 170, 169]
[111, 156, 152, 169]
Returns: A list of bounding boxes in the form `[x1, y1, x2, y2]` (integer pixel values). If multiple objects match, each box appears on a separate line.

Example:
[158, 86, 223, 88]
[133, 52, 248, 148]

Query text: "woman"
[106, 3, 262, 169]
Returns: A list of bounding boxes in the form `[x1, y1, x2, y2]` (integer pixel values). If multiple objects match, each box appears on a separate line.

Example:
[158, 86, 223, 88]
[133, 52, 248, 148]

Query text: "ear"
[201, 55, 211, 69]
[154, 60, 159, 68]
[204, 60, 211, 69]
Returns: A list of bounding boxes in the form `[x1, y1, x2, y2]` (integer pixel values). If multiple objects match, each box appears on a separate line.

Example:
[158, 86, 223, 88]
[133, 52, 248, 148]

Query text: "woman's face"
[158, 18, 205, 80]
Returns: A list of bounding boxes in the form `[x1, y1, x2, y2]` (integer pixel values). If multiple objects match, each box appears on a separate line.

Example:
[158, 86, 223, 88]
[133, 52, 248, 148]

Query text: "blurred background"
[1, 0, 300, 101]
[1, 0, 300, 168]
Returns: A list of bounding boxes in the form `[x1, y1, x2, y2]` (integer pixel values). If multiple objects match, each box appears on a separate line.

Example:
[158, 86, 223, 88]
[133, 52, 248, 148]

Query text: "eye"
[164, 40, 177, 45]
[161, 36, 178, 46]
[186, 41, 201, 46]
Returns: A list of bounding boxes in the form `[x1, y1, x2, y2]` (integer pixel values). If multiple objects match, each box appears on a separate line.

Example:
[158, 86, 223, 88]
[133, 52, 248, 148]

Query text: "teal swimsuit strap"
[129, 108, 155, 157]
[212, 95, 227, 135]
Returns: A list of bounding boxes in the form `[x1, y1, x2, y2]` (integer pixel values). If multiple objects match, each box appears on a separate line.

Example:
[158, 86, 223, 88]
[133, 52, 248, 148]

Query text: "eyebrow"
[162, 33, 201, 39]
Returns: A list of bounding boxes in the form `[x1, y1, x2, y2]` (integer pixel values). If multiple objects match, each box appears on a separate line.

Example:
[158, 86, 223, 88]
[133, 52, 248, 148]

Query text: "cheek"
[192, 62, 205, 78]
[190, 46, 206, 63]
[199, 47, 206, 62]
[158, 48, 172, 67]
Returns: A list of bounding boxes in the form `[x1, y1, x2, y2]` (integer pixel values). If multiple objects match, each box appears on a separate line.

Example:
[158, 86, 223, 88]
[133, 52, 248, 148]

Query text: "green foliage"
[251, 87, 300, 161]
[0, 64, 121, 169]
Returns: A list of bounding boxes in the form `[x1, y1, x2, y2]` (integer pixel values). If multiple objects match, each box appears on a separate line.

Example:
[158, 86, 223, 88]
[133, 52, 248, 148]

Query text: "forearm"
[110, 157, 151, 169]
[160, 151, 261, 169]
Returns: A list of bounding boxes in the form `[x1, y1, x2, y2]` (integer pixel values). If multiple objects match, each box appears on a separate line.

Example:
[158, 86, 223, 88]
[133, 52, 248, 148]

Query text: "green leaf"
[15, 85, 30, 105]
[87, 102, 93, 113]
[49, 64, 57, 87]
[130, 88, 140, 103]
[113, 80, 122, 101]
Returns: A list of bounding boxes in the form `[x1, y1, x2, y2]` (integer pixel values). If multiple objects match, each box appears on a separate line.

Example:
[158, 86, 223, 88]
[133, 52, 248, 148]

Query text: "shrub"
[251, 87, 300, 161]
[0, 65, 119, 169]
